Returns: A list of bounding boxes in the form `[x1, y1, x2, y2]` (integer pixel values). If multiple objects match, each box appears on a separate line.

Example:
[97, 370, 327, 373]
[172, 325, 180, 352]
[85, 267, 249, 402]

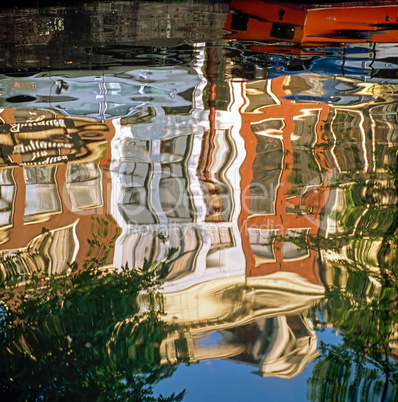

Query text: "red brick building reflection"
[0, 108, 115, 277]
[238, 75, 333, 284]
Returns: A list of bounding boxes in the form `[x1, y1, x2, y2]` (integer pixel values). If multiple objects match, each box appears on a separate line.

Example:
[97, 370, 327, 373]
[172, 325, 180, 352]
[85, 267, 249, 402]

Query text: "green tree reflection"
[307, 179, 398, 401]
[0, 216, 185, 401]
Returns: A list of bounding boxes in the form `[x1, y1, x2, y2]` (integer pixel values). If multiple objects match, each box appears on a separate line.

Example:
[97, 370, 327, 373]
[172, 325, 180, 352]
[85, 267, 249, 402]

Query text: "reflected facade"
[1, 1, 398, 400]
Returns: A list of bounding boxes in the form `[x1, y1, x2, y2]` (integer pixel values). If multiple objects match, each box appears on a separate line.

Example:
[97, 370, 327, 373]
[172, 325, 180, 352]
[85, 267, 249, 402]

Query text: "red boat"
[225, 0, 398, 46]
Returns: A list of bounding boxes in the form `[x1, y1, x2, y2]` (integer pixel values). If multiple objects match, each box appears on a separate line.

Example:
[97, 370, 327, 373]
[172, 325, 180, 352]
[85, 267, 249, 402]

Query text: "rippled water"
[0, 1, 398, 400]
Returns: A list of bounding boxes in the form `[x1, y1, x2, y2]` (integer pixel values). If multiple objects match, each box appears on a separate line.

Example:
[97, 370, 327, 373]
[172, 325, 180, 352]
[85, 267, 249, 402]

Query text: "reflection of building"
[229, 315, 318, 379]
[111, 78, 247, 292]
[0, 53, 339, 380]
[0, 66, 201, 120]
[0, 59, 208, 283]
[0, 108, 115, 281]
[239, 75, 333, 283]
[223, 0, 398, 282]
[1, 2, 397, 385]
[159, 272, 323, 378]
[320, 91, 398, 276]
[107, 59, 333, 378]
[0, 222, 78, 283]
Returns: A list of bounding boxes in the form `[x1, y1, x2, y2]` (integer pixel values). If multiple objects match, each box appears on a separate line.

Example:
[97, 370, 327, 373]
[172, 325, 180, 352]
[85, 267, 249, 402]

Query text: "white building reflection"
[0, 66, 201, 121]
[110, 78, 247, 292]
[159, 272, 323, 378]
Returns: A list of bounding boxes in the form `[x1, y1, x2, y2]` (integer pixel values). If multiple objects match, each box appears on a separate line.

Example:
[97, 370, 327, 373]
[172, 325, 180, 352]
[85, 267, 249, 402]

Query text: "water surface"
[0, 1, 397, 400]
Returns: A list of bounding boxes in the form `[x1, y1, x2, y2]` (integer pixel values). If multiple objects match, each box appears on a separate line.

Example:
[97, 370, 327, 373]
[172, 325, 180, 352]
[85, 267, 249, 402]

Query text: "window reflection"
[118, 161, 156, 225]
[249, 228, 277, 265]
[159, 173, 192, 222]
[164, 226, 201, 281]
[289, 110, 321, 198]
[331, 110, 366, 172]
[0, 168, 15, 228]
[249, 135, 283, 215]
[244, 80, 278, 113]
[66, 163, 103, 211]
[281, 229, 309, 261]
[23, 166, 61, 223]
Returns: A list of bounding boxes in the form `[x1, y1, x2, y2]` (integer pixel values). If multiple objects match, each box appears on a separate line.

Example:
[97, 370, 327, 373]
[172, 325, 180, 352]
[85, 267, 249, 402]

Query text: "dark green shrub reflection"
[0, 216, 184, 401]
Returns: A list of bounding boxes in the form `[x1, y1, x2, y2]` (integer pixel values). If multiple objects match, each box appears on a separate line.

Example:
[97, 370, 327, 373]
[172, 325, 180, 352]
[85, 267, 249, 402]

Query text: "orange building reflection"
[239, 75, 333, 283]
[0, 108, 115, 280]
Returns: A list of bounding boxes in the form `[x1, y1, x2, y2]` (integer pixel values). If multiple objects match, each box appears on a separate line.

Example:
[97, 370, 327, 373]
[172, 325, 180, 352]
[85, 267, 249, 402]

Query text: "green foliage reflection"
[307, 183, 398, 401]
[0, 216, 185, 401]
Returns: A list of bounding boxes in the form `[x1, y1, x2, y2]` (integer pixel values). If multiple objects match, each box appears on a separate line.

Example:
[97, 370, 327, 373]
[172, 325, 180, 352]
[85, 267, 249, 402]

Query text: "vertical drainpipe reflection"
[205, 44, 220, 179]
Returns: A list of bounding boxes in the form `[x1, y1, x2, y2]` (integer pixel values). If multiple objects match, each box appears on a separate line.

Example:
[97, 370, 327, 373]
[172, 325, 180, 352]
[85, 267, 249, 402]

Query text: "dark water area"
[0, 0, 398, 400]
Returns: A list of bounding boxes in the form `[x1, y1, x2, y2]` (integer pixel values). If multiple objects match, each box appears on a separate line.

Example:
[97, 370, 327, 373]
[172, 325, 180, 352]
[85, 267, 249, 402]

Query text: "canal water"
[0, 1, 397, 400]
